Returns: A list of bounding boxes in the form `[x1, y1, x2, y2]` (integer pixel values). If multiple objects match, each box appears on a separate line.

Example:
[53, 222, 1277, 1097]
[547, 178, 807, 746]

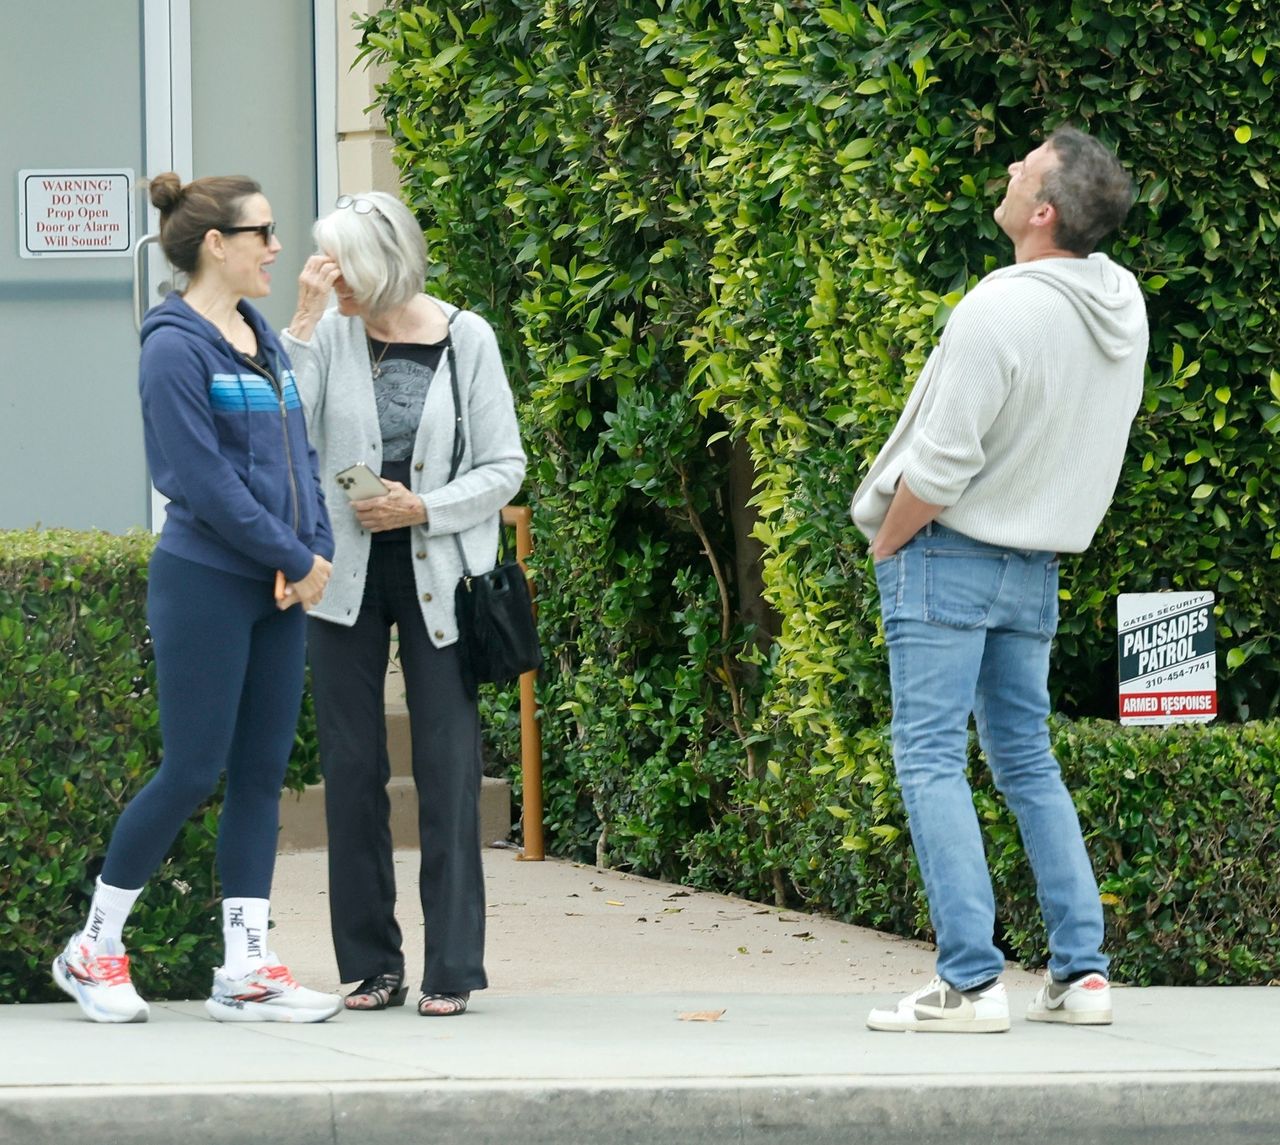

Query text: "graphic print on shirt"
[373, 358, 434, 462]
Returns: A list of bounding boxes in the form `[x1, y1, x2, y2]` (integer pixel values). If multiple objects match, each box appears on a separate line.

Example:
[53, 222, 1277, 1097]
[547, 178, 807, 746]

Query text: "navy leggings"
[100, 548, 306, 898]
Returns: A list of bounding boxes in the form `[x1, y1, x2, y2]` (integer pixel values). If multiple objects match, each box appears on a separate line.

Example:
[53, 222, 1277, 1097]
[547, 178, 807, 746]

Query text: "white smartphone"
[334, 462, 389, 501]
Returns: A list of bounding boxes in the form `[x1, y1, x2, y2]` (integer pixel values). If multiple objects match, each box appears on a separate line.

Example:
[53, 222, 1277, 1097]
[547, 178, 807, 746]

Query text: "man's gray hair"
[1039, 126, 1136, 255]
[313, 191, 427, 316]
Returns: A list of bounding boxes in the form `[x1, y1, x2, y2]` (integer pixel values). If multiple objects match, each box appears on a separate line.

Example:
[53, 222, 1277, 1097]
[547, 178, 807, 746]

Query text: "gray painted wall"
[0, 0, 317, 534]
[190, 0, 317, 336]
[0, 2, 147, 533]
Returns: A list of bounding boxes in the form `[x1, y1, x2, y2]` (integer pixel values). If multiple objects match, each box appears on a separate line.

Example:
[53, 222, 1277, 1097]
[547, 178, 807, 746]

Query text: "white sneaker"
[1026, 970, 1113, 1025]
[867, 975, 1010, 1033]
[205, 958, 341, 1023]
[52, 935, 150, 1024]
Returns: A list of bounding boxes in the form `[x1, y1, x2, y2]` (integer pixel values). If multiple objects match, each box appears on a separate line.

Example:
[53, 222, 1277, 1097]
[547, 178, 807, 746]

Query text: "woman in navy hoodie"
[52, 173, 340, 1024]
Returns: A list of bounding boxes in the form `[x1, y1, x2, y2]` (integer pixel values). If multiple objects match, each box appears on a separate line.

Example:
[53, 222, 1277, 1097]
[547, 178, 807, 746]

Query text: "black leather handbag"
[443, 314, 543, 692]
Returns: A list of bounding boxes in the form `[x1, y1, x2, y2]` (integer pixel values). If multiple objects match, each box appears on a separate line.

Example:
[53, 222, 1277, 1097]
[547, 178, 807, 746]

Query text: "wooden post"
[501, 505, 544, 860]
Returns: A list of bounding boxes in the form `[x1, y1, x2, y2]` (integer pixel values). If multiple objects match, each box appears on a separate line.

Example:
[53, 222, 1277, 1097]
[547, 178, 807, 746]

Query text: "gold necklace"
[366, 332, 394, 378]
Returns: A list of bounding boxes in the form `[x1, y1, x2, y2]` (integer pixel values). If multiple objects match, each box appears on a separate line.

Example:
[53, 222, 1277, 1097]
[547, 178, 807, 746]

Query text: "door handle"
[133, 232, 161, 331]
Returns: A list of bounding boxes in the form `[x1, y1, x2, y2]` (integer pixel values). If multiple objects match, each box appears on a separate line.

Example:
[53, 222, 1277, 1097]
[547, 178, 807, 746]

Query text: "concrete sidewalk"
[3, 848, 1278, 1144]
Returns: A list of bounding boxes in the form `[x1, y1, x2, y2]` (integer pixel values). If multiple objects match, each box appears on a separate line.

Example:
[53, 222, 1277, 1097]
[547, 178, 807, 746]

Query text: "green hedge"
[793, 717, 1280, 987]
[760, 717, 1280, 987]
[0, 530, 320, 1002]
[3, 525, 1273, 993]
[358, 0, 1280, 983]
[1032, 721, 1279, 986]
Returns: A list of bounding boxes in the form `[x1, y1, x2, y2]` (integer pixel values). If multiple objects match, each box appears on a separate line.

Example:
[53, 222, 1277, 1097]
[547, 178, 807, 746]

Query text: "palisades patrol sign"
[1117, 591, 1216, 725]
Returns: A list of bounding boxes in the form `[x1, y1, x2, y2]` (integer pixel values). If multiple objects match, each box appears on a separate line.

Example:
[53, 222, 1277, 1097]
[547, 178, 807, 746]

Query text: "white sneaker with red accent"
[205, 958, 341, 1023]
[52, 934, 150, 1024]
[1026, 970, 1113, 1025]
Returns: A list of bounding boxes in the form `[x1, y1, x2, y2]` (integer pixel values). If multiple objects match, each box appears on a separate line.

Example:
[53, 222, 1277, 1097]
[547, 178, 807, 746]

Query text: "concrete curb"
[5, 1074, 1279, 1145]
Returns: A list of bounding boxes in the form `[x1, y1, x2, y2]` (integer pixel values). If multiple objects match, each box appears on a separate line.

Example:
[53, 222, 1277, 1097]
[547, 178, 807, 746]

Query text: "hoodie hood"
[988, 253, 1147, 361]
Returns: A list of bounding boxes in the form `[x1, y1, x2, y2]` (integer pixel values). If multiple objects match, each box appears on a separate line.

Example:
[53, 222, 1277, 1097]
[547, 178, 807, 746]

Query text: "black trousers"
[308, 540, 487, 995]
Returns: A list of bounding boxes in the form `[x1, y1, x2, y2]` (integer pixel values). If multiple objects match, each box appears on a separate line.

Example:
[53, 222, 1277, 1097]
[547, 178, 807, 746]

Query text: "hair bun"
[148, 172, 185, 213]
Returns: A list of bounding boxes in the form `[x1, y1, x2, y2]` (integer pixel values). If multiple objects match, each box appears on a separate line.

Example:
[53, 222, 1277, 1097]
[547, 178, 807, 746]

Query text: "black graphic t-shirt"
[368, 338, 445, 544]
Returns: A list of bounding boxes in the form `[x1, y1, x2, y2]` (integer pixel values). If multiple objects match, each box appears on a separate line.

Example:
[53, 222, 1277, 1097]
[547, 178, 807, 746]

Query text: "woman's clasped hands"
[277, 554, 333, 611]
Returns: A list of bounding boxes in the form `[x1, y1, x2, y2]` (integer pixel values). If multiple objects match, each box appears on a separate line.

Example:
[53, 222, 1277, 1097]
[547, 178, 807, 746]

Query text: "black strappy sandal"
[344, 971, 408, 1011]
[417, 991, 469, 1017]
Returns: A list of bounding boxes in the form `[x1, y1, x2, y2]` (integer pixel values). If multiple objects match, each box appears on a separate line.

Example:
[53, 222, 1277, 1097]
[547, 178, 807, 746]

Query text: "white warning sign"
[19, 169, 135, 258]
[1117, 591, 1216, 725]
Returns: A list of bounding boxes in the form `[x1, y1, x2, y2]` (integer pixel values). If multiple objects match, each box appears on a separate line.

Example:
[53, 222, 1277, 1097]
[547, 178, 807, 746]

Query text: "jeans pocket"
[1039, 558, 1061, 637]
[923, 549, 1008, 628]
[872, 553, 903, 620]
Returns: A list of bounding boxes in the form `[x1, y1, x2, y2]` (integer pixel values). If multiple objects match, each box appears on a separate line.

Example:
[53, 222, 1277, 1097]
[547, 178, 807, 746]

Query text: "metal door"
[1, 0, 319, 533]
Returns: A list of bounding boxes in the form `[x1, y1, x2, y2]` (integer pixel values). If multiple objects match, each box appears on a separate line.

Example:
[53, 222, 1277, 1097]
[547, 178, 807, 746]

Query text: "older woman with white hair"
[282, 191, 526, 1017]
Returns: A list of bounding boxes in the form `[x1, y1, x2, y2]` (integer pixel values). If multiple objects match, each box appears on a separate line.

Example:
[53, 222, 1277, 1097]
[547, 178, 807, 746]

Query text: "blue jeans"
[874, 523, 1107, 990]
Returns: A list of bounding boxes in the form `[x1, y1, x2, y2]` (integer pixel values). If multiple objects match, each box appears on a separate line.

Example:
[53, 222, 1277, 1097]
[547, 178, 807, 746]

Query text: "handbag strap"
[443, 310, 512, 578]
[445, 310, 466, 486]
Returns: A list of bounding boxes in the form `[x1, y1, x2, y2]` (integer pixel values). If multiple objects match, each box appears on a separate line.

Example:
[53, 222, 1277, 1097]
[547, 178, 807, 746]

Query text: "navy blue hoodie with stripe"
[139, 293, 333, 583]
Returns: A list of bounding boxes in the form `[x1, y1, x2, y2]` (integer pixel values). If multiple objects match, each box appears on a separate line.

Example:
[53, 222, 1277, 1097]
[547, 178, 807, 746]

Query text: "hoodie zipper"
[238, 349, 301, 532]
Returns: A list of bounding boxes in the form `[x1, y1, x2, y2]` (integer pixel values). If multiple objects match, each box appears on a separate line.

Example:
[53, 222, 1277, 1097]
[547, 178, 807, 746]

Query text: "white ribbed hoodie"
[850, 253, 1148, 553]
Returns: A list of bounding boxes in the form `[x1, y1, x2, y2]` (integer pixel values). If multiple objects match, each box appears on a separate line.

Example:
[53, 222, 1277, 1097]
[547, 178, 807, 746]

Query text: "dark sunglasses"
[219, 222, 276, 242]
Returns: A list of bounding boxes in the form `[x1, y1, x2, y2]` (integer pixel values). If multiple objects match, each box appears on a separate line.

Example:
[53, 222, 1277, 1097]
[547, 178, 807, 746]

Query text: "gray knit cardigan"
[282, 299, 527, 645]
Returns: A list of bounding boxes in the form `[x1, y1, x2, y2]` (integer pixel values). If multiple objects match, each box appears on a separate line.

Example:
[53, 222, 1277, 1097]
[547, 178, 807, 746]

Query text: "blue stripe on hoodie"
[139, 293, 334, 583]
[209, 373, 303, 412]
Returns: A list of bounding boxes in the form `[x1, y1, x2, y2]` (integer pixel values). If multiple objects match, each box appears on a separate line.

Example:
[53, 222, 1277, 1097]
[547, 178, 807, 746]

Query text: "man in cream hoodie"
[852, 127, 1148, 1033]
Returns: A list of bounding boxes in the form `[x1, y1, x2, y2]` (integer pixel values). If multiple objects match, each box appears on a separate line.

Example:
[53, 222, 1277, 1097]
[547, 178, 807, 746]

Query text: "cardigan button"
[423, 592, 433, 602]
[434, 629, 445, 639]
[416, 551, 427, 560]
[414, 461, 424, 472]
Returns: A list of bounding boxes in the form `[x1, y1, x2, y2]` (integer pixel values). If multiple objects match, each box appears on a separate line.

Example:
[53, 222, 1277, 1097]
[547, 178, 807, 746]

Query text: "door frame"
[138, 0, 335, 529]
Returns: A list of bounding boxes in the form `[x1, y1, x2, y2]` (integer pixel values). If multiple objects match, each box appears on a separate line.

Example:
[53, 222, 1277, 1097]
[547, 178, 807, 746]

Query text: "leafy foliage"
[1, 531, 320, 1001]
[359, 0, 1280, 982]
[1011, 720, 1280, 986]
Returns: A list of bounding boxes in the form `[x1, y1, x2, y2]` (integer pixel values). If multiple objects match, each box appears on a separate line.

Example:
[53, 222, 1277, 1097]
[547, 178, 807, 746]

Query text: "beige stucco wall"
[335, 1, 398, 195]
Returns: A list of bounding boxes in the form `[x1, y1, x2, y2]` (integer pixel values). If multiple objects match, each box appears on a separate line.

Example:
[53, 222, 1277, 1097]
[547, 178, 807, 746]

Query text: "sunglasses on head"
[336, 194, 381, 217]
[219, 222, 276, 242]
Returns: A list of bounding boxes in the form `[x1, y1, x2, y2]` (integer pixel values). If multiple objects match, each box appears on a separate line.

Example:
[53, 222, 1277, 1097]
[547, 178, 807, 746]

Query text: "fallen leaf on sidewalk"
[678, 1010, 726, 1022]
[665, 891, 690, 899]
[791, 931, 814, 940]
[606, 899, 624, 906]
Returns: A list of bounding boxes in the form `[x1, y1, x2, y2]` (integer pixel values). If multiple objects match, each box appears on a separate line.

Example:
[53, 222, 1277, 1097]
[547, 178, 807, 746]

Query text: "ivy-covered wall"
[358, 1, 1280, 979]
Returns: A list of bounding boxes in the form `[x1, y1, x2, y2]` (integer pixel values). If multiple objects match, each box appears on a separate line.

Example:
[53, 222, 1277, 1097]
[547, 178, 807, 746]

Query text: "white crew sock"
[221, 898, 271, 977]
[81, 878, 144, 950]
